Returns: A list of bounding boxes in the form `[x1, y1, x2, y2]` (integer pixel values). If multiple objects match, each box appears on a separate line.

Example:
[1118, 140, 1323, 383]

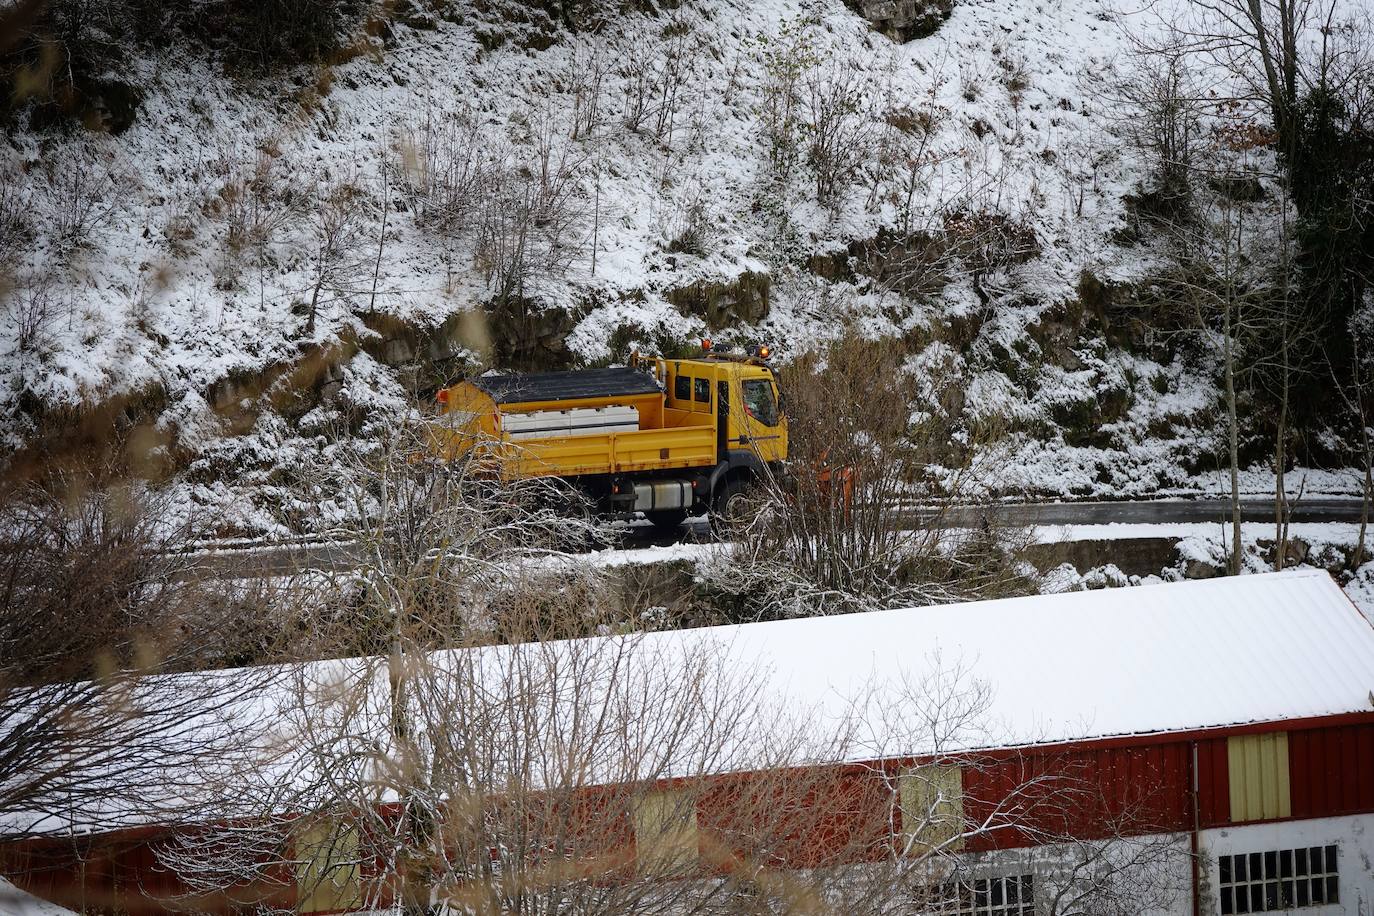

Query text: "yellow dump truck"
[434, 345, 787, 528]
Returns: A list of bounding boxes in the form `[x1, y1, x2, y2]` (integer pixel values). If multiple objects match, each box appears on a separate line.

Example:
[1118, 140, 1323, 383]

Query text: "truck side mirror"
[777, 393, 787, 415]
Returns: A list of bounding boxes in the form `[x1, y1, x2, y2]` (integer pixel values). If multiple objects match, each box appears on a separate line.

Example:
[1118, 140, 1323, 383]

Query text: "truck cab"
[433, 344, 787, 528]
[652, 351, 787, 467]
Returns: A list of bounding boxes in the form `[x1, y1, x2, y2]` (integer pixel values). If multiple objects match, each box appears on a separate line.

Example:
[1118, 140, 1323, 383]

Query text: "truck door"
[739, 376, 785, 463]
[716, 379, 730, 461]
[669, 365, 693, 410]
[669, 364, 714, 416]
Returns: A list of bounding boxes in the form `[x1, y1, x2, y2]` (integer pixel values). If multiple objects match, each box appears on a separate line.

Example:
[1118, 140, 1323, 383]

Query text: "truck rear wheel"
[645, 508, 689, 532]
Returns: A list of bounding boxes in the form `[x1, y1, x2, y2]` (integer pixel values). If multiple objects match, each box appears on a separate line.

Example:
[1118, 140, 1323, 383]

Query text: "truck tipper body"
[434, 349, 787, 526]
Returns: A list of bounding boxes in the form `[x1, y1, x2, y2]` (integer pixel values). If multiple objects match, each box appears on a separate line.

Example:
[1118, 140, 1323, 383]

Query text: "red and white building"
[5, 568, 1374, 914]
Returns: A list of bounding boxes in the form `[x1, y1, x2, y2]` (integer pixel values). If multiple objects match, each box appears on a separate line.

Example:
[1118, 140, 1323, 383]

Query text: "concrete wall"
[923, 816, 1374, 914]
[951, 835, 1194, 916]
[1199, 815, 1374, 916]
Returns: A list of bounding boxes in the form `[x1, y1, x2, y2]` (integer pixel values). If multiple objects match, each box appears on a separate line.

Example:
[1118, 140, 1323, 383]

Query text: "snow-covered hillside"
[2, 0, 1270, 528]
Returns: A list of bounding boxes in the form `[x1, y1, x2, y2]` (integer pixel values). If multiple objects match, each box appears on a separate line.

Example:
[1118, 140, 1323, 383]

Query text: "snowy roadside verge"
[0, 879, 78, 916]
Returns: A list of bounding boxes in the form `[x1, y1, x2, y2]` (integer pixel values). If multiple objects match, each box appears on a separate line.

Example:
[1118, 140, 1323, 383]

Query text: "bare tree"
[0, 481, 276, 843]
[305, 179, 369, 335]
[1039, 830, 1191, 916]
[702, 333, 1034, 621]
[615, 13, 700, 146]
[751, 16, 820, 187]
[1256, 188, 1324, 568]
[143, 606, 1195, 916]
[1148, 0, 1325, 158]
[3, 455, 1189, 916]
[397, 101, 486, 244]
[1, 276, 56, 356]
[1104, 35, 1208, 215]
[1148, 149, 1310, 575]
[805, 59, 880, 208]
[147, 430, 872, 914]
[475, 115, 589, 313]
[877, 77, 954, 236]
[1114, 31, 1335, 570]
[1331, 296, 1374, 567]
[0, 165, 32, 278]
[564, 34, 612, 141]
[39, 141, 118, 256]
[216, 146, 302, 258]
[210, 143, 304, 300]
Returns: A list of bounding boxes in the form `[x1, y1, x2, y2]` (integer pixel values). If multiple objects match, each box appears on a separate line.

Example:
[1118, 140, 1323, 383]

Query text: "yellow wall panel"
[898, 764, 964, 856]
[296, 821, 362, 915]
[1228, 732, 1291, 822]
[632, 788, 699, 874]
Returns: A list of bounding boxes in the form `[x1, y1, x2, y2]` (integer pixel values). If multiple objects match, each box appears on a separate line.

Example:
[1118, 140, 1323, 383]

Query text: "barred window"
[924, 874, 1035, 916]
[1218, 845, 1338, 914]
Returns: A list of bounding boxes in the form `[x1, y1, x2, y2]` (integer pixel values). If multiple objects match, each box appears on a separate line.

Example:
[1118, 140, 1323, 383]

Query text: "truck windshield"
[742, 379, 779, 426]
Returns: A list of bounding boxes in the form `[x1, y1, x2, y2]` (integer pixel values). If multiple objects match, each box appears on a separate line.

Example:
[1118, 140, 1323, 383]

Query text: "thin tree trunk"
[1358, 341, 1372, 569]
[370, 165, 389, 313]
[1225, 305, 1243, 575]
[1359, 448, 1372, 568]
[591, 158, 600, 278]
[1275, 401, 1286, 570]
[1247, 0, 1291, 151]
[306, 281, 322, 335]
[1275, 310, 1290, 569]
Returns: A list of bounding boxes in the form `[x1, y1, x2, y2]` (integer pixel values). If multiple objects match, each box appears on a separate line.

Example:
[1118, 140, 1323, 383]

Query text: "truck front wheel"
[710, 479, 752, 533]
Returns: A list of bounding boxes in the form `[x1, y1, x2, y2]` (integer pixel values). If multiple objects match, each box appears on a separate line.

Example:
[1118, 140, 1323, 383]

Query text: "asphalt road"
[930, 496, 1368, 528]
[183, 497, 1367, 578]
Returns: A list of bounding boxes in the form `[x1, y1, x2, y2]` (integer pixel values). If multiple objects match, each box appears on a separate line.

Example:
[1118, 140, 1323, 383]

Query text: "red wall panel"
[1195, 736, 1231, 827]
[7, 721, 1374, 916]
[698, 766, 891, 870]
[960, 742, 1194, 852]
[1290, 723, 1374, 818]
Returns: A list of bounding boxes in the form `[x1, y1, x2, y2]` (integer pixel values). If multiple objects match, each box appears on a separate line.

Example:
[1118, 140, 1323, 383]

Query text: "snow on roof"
[10, 571, 1371, 839]
[691, 568, 1374, 752]
[471, 367, 662, 404]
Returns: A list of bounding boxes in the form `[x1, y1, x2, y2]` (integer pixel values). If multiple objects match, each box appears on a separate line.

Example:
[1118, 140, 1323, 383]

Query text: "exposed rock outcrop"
[844, 0, 955, 41]
[485, 298, 581, 371]
[666, 271, 770, 331]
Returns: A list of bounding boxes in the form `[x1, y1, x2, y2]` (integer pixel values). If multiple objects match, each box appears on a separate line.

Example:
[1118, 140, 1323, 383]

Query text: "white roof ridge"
[655, 567, 1341, 641]
[650, 569, 1374, 753]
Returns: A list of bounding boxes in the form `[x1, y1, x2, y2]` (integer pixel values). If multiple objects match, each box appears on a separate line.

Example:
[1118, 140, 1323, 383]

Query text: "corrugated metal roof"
[674, 568, 1374, 754]
[10, 570, 1372, 838]
[472, 367, 661, 405]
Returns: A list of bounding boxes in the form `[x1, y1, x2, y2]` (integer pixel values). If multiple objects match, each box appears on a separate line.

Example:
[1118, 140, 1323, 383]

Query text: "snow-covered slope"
[2, 0, 1239, 525]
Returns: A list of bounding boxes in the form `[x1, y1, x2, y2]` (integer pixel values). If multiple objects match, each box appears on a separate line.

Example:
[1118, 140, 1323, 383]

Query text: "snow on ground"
[1029, 517, 1374, 623]
[0, 879, 77, 916]
[6, 0, 1360, 526]
[1163, 466, 1369, 497]
[581, 539, 722, 569]
[1030, 520, 1368, 544]
[1341, 564, 1374, 625]
[16, 0, 1144, 375]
